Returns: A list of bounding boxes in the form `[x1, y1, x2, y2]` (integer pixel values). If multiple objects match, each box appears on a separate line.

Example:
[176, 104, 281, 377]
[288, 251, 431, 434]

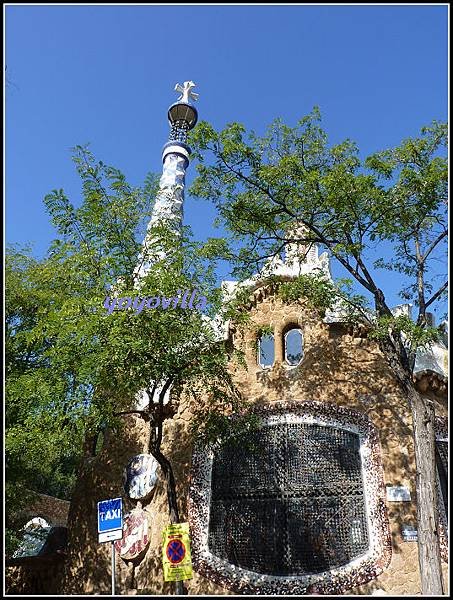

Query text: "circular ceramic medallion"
[123, 453, 159, 500]
[114, 505, 150, 561]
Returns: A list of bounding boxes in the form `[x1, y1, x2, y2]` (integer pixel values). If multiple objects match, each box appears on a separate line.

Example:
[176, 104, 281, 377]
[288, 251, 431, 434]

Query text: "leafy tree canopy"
[188, 109, 447, 363]
[188, 109, 448, 594]
[5, 145, 240, 554]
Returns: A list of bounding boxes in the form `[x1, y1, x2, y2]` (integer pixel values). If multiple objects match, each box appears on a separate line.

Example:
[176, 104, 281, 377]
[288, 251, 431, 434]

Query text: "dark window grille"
[435, 440, 448, 521]
[208, 422, 369, 575]
[169, 120, 190, 143]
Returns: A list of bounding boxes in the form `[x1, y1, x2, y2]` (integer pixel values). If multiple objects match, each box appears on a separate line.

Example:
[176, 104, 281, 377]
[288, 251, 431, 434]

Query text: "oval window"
[285, 328, 304, 366]
[258, 333, 274, 368]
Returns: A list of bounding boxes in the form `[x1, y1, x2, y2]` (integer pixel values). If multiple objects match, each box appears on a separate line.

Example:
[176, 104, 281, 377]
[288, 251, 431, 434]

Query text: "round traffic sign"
[166, 539, 186, 564]
[123, 454, 159, 500]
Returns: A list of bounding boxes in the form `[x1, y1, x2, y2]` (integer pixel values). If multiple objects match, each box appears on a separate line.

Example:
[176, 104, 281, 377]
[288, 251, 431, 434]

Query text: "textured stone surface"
[5, 493, 70, 595]
[10, 291, 448, 595]
[6, 559, 65, 595]
[25, 492, 70, 527]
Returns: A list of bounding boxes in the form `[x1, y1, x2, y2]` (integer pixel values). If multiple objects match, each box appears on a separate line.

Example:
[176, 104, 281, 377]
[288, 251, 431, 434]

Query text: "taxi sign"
[98, 497, 123, 532]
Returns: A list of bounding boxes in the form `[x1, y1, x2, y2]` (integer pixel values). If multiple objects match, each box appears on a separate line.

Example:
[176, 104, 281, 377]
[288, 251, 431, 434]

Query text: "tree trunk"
[378, 334, 444, 594]
[148, 388, 186, 595]
[408, 385, 444, 595]
[153, 451, 180, 522]
[151, 449, 186, 595]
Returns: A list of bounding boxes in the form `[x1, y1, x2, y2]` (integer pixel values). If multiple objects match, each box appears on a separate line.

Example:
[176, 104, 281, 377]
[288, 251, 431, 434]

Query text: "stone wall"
[5, 494, 70, 595]
[58, 291, 448, 595]
[6, 558, 65, 595]
[25, 492, 70, 527]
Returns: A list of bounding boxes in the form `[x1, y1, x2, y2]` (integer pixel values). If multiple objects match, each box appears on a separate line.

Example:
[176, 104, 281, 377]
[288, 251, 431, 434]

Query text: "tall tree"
[5, 146, 241, 565]
[189, 111, 448, 594]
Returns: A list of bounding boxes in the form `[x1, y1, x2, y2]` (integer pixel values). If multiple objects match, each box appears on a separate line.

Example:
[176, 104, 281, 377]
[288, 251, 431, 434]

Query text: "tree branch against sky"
[188, 111, 448, 594]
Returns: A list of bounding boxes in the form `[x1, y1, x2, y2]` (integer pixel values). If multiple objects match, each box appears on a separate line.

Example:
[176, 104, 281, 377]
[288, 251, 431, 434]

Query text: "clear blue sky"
[6, 5, 448, 316]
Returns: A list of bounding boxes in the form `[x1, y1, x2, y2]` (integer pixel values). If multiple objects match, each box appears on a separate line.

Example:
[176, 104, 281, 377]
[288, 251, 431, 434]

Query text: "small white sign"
[98, 529, 123, 544]
[401, 525, 418, 542]
[386, 485, 411, 502]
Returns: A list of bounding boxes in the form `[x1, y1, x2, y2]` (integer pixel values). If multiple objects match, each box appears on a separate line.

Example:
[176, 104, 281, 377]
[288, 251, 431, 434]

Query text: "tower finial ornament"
[174, 81, 199, 104]
[167, 81, 199, 143]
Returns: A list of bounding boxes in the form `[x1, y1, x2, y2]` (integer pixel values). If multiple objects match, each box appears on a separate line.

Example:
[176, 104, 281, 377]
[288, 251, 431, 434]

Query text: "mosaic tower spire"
[135, 81, 199, 279]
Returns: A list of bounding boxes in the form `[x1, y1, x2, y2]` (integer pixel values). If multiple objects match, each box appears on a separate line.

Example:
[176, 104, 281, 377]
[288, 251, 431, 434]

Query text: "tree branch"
[414, 236, 426, 325]
[155, 378, 174, 452]
[422, 230, 448, 262]
[424, 281, 448, 310]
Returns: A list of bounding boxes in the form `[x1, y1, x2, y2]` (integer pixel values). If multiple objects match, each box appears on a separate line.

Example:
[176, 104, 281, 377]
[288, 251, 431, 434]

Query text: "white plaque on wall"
[386, 485, 411, 502]
[401, 525, 418, 542]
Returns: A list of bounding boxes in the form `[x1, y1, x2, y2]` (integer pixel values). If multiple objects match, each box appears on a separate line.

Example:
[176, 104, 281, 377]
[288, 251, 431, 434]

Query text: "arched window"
[284, 328, 304, 366]
[258, 332, 274, 368]
[189, 402, 391, 594]
[24, 517, 50, 529]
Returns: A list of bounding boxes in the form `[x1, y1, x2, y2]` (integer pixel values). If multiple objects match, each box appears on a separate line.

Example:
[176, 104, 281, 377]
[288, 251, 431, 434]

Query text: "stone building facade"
[56, 274, 448, 595]
[44, 84, 453, 596]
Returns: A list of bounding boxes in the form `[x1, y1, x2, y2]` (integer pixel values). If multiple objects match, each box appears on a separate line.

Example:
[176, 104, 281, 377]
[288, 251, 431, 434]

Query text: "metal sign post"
[111, 541, 116, 595]
[175, 580, 184, 595]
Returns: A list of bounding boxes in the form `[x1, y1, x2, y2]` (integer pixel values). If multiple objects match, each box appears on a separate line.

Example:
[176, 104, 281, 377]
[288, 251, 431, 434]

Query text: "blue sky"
[6, 4, 448, 317]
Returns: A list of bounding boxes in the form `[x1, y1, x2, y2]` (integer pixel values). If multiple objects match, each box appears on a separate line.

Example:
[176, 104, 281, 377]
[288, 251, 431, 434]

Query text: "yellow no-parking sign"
[162, 522, 193, 582]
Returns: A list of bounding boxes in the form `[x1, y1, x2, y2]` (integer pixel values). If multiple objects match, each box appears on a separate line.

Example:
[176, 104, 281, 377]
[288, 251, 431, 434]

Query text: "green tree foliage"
[189, 112, 448, 594]
[189, 110, 447, 361]
[6, 245, 86, 555]
[5, 145, 239, 554]
[278, 273, 338, 315]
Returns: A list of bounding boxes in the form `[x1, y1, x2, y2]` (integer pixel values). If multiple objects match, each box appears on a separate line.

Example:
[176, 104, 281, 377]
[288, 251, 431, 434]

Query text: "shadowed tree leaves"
[6, 146, 240, 557]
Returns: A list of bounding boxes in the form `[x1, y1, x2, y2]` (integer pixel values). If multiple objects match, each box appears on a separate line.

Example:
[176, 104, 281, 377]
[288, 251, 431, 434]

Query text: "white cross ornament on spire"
[174, 81, 199, 104]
